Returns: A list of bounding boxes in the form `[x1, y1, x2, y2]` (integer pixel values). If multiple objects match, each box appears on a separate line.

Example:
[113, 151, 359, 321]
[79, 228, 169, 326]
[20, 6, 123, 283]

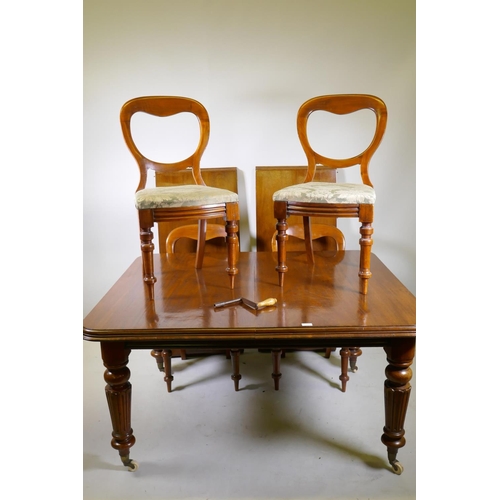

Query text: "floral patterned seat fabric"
[273, 182, 375, 205]
[135, 185, 239, 210]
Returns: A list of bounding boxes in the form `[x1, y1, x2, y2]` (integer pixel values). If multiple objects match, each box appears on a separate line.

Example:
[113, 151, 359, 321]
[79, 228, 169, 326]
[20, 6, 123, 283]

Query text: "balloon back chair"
[273, 94, 387, 294]
[120, 96, 240, 299]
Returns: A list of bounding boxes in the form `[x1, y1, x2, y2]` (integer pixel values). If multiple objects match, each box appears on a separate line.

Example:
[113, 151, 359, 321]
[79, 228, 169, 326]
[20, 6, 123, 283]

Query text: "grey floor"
[83, 342, 416, 500]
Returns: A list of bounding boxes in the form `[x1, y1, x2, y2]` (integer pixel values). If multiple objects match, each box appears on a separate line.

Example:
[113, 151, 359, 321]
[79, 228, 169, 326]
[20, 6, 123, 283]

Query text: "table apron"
[119, 336, 415, 351]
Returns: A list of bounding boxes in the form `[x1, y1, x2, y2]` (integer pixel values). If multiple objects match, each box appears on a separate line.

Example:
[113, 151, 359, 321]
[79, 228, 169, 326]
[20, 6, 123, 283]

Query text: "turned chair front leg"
[358, 204, 374, 295]
[225, 202, 239, 290]
[274, 201, 289, 287]
[138, 209, 156, 300]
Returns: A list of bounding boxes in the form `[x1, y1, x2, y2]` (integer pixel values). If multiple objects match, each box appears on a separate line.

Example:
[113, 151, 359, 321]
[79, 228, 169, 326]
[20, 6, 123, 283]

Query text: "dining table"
[83, 250, 416, 475]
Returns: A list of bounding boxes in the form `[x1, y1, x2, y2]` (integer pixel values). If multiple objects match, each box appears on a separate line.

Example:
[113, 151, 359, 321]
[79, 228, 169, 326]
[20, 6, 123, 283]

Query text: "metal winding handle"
[214, 298, 242, 308]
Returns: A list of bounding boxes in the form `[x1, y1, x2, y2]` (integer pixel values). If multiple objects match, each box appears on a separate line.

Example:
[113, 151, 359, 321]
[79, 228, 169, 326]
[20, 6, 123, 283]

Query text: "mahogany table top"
[83, 251, 415, 350]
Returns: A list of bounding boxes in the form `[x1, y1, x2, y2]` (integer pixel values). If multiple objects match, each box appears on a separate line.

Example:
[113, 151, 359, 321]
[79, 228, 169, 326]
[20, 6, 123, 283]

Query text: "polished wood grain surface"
[83, 251, 415, 346]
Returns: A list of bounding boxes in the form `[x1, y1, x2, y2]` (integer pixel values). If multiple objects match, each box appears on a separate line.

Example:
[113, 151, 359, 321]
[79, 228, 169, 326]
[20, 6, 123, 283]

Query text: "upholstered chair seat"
[273, 182, 376, 205]
[135, 185, 239, 210]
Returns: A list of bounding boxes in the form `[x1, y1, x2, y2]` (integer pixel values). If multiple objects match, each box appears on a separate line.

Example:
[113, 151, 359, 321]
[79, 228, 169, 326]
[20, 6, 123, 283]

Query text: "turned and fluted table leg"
[101, 342, 138, 471]
[381, 338, 415, 475]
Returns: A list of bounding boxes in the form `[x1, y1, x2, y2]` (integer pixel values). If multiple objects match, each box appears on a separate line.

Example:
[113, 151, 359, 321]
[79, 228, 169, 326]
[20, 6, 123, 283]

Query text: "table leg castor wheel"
[121, 456, 139, 471]
[390, 460, 403, 475]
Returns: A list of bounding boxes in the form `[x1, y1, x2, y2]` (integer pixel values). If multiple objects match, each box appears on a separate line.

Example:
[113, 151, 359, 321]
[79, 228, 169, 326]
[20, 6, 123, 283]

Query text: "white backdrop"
[83, 0, 415, 315]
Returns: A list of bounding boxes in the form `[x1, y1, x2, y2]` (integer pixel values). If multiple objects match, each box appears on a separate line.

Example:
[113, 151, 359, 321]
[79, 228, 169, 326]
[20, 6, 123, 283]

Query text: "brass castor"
[121, 456, 139, 471]
[390, 460, 403, 475]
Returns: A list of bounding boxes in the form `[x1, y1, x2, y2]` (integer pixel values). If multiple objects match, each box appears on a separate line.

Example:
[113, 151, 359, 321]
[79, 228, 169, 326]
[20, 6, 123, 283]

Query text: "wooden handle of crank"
[257, 298, 277, 308]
